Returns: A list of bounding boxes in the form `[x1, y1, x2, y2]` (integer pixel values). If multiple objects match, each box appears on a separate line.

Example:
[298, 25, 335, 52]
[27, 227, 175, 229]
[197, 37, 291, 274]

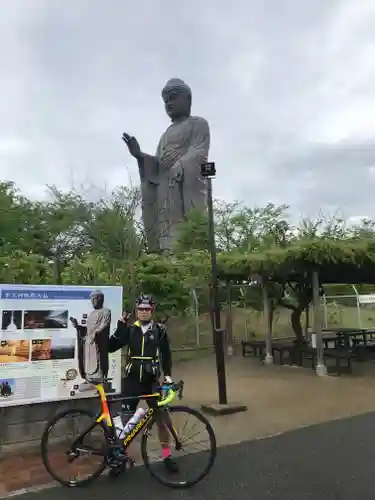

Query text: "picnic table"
[241, 327, 375, 375]
[241, 338, 353, 375]
[322, 328, 375, 350]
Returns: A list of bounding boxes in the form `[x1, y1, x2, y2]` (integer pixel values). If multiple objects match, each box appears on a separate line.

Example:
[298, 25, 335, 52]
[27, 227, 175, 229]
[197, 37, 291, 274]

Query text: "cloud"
[0, 0, 375, 220]
[0, 137, 32, 156]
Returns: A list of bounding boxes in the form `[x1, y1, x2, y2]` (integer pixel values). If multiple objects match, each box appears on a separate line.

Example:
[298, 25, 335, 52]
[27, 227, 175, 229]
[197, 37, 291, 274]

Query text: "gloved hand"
[120, 311, 131, 323]
[164, 376, 173, 384]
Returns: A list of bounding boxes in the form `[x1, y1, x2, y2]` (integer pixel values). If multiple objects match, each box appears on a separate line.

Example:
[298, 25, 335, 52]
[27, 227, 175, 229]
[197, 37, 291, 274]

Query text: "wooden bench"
[275, 344, 352, 375]
[297, 346, 352, 375]
[323, 348, 352, 375]
[241, 340, 265, 359]
[272, 343, 295, 365]
[294, 345, 316, 369]
[241, 340, 352, 375]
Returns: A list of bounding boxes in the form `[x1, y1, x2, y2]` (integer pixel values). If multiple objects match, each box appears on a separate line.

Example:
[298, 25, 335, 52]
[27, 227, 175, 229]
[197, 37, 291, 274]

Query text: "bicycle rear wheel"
[41, 408, 109, 487]
[141, 405, 216, 489]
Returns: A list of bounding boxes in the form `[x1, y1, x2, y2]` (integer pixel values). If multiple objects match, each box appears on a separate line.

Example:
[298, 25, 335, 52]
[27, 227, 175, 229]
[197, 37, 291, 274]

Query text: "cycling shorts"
[121, 376, 159, 413]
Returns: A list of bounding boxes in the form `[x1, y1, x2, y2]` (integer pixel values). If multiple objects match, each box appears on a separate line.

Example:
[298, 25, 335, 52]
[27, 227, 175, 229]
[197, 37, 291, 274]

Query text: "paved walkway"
[176, 355, 375, 446]
[3, 354, 375, 495]
[13, 412, 375, 500]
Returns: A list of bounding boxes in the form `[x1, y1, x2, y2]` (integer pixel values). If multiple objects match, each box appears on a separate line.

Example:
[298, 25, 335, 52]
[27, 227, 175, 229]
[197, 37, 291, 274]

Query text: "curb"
[0, 462, 130, 498]
[0, 482, 57, 499]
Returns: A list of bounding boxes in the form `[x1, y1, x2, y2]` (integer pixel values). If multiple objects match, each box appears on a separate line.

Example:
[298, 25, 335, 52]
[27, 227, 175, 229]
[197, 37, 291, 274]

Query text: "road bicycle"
[41, 378, 216, 489]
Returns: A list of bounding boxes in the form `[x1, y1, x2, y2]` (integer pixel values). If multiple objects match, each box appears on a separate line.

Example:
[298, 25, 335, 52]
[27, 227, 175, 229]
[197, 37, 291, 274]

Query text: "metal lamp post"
[201, 162, 227, 405]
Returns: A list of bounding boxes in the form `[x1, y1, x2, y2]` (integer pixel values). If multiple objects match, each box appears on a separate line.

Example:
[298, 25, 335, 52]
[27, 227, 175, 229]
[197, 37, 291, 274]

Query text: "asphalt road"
[22, 412, 375, 500]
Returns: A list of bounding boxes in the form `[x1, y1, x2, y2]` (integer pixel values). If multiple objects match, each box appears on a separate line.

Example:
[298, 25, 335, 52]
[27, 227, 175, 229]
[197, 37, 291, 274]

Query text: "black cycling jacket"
[108, 320, 172, 382]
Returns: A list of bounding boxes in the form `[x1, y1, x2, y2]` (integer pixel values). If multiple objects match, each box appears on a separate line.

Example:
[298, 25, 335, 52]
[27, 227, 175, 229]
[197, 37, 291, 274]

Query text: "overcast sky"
[1, 0, 375, 221]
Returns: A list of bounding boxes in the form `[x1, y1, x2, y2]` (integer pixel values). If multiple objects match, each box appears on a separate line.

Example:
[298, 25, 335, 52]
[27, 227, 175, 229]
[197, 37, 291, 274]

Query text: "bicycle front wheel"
[41, 408, 109, 487]
[141, 405, 216, 489]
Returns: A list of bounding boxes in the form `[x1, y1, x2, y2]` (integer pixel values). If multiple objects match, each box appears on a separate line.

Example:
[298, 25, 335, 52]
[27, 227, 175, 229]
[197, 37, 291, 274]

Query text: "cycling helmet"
[136, 294, 156, 310]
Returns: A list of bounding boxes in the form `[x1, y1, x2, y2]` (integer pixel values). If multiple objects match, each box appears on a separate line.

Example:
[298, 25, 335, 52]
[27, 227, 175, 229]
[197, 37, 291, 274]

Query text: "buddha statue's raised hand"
[122, 132, 142, 160]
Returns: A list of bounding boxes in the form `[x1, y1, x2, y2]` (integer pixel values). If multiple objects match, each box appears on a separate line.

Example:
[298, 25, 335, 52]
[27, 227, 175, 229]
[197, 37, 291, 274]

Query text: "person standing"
[108, 294, 178, 473]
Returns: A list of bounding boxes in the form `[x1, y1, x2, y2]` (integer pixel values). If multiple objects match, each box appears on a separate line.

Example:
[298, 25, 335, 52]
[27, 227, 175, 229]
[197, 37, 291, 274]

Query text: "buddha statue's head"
[161, 78, 191, 122]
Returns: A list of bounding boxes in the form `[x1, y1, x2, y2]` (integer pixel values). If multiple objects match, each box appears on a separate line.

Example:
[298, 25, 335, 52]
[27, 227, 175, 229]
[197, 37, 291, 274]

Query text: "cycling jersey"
[108, 320, 172, 383]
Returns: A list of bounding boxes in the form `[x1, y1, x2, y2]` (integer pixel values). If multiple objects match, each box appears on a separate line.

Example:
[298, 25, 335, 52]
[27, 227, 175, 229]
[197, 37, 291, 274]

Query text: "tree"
[40, 186, 94, 281]
[214, 200, 241, 251]
[87, 186, 143, 261]
[351, 218, 375, 239]
[218, 237, 375, 340]
[0, 250, 52, 284]
[0, 182, 48, 255]
[4, 177, 375, 344]
[298, 212, 349, 241]
[174, 209, 209, 253]
[134, 254, 192, 318]
[278, 277, 312, 343]
[175, 201, 292, 253]
[223, 203, 291, 252]
[175, 202, 295, 335]
[61, 253, 113, 285]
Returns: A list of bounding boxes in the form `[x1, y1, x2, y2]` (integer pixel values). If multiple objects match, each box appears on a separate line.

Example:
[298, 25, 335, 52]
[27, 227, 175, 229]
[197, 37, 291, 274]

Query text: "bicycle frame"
[70, 380, 182, 452]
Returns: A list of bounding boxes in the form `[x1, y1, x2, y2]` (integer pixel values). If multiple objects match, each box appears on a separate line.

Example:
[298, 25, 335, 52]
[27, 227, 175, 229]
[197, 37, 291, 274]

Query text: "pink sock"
[162, 447, 171, 459]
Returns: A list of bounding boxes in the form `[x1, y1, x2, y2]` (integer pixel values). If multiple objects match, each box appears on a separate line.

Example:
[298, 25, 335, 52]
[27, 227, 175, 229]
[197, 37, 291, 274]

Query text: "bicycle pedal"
[109, 463, 126, 478]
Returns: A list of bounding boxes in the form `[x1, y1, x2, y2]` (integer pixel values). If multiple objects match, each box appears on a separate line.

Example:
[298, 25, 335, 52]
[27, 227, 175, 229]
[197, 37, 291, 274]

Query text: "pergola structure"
[218, 238, 375, 376]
